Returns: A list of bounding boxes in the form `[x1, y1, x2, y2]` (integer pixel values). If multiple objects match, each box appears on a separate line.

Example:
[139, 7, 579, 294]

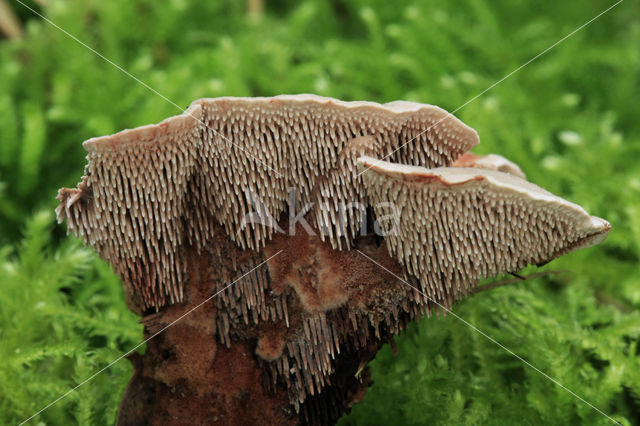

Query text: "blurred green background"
[0, 0, 638, 424]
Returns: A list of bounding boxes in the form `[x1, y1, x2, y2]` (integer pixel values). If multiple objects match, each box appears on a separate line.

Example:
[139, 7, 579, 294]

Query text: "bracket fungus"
[56, 94, 610, 425]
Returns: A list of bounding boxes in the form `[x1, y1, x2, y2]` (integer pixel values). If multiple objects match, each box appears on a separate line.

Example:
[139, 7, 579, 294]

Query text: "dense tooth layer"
[192, 95, 478, 251]
[206, 233, 436, 416]
[358, 156, 611, 305]
[56, 95, 478, 310]
[57, 104, 203, 308]
[310, 136, 380, 250]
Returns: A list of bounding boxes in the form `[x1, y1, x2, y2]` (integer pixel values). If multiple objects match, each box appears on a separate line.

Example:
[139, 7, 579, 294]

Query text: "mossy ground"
[0, 1, 638, 424]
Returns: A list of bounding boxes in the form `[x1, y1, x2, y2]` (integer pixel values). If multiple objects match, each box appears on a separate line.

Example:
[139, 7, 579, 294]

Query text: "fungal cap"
[82, 104, 203, 152]
[453, 152, 526, 179]
[192, 93, 479, 153]
[357, 155, 611, 254]
[57, 95, 484, 311]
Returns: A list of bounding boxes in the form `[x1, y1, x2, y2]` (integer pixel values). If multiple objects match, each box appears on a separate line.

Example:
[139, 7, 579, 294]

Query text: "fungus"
[57, 95, 478, 311]
[358, 156, 610, 307]
[56, 95, 609, 425]
[452, 152, 526, 178]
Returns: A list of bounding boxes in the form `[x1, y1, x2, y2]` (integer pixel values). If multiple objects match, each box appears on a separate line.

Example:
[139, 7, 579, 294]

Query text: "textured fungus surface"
[56, 95, 610, 425]
[452, 152, 526, 179]
[358, 156, 611, 306]
[57, 95, 479, 310]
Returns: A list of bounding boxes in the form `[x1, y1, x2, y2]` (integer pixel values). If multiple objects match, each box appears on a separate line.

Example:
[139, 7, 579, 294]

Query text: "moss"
[0, 0, 638, 424]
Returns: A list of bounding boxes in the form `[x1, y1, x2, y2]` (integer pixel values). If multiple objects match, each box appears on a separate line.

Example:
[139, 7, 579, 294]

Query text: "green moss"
[0, 0, 638, 424]
[0, 211, 141, 424]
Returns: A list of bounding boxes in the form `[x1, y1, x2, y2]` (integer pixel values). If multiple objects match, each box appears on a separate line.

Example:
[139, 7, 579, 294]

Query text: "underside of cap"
[57, 95, 479, 310]
[358, 156, 611, 304]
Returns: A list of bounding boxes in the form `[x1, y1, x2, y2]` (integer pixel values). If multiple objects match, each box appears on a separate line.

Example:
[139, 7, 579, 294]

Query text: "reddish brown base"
[116, 220, 430, 425]
[118, 342, 299, 426]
